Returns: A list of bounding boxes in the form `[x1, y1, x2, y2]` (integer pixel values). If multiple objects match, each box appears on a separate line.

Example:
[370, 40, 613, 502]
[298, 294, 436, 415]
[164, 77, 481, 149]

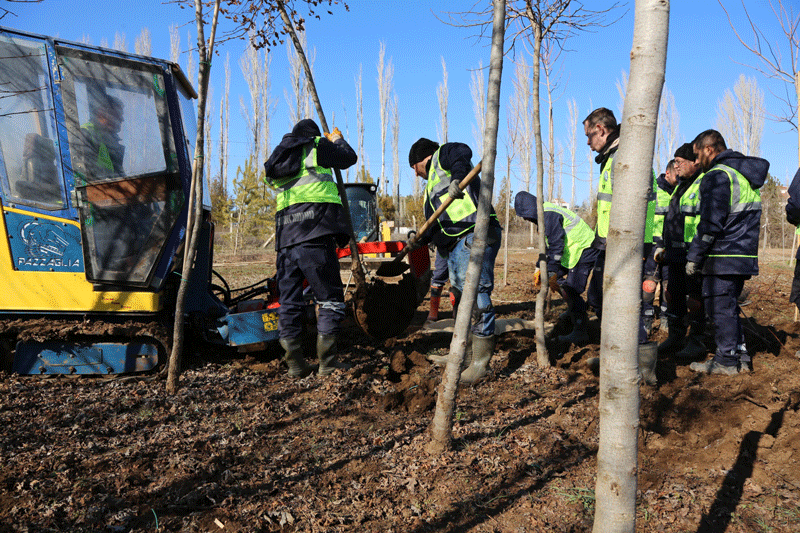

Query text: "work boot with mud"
[460, 334, 495, 385]
[280, 337, 312, 378]
[657, 319, 686, 355]
[689, 358, 739, 376]
[638, 342, 658, 385]
[557, 312, 590, 346]
[675, 325, 706, 361]
[317, 334, 352, 376]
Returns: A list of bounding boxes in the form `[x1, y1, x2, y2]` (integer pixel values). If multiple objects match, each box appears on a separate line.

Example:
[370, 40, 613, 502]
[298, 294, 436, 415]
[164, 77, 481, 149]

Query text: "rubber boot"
[279, 337, 312, 378]
[317, 334, 352, 376]
[557, 312, 590, 346]
[427, 335, 473, 367]
[657, 319, 686, 355]
[459, 334, 495, 385]
[426, 286, 442, 324]
[674, 324, 706, 361]
[638, 342, 658, 385]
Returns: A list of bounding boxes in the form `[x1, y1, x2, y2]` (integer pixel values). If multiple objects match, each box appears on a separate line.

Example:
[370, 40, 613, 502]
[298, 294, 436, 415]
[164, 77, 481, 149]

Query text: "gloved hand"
[447, 179, 465, 200]
[686, 261, 700, 277]
[653, 247, 665, 263]
[533, 268, 541, 289]
[642, 275, 657, 304]
[324, 127, 343, 142]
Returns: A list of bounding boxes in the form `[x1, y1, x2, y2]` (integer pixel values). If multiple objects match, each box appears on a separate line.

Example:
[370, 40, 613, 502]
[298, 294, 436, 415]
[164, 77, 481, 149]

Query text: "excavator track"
[0, 316, 171, 376]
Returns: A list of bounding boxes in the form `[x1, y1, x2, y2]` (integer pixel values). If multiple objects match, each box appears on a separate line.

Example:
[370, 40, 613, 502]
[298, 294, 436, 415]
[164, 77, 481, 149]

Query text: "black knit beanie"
[674, 142, 696, 161]
[408, 138, 439, 167]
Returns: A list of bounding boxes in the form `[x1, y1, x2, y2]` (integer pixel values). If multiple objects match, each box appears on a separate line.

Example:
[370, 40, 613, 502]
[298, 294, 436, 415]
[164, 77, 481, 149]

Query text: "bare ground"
[1, 250, 799, 532]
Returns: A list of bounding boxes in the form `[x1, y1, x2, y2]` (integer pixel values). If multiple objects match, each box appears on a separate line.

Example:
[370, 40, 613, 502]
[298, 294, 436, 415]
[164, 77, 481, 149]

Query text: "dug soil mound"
[1, 255, 799, 532]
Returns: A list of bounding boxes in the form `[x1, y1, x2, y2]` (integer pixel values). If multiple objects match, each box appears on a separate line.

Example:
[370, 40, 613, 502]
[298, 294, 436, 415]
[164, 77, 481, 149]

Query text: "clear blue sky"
[4, 0, 798, 207]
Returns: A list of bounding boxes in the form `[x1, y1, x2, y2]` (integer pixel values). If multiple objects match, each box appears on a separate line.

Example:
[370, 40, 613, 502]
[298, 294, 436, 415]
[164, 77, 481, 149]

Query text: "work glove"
[686, 261, 700, 277]
[447, 179, 465, 200]
[532, 268, 541, 290]
[324, 127, 343, 142]
[653, 247, 665, 263]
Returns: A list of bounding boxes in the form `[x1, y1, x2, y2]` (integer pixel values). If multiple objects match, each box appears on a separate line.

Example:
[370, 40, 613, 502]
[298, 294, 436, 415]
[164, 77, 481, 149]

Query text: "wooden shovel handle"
[396, 160, 483, 262]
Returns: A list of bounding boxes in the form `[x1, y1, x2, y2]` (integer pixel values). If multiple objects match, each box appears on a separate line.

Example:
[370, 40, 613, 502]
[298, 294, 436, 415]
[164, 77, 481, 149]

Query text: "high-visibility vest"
[653, 180, 672, 239]
[424, 147, 480, 238]
[595, 156, 613, 239]
[545, 202, 594, 269]
[81, 122, 115, 173]
[595, 155, 656, 243]
[705, 163, 762, 261]
[271, 138, 341, 211]
[680, 172, 705, 243]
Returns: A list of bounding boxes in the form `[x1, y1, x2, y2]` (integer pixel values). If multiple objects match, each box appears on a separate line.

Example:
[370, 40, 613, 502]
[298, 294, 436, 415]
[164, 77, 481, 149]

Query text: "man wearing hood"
[408, 138, 502, 385]
[686, 129, 768, 375]
[264, 118, 357, 378]
[514, 192, 599, 349]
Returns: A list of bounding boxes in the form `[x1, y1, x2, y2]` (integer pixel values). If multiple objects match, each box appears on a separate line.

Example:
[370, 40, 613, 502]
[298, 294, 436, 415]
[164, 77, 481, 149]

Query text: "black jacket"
[786, 168, 800, 259]
[264, 119, 357, 250]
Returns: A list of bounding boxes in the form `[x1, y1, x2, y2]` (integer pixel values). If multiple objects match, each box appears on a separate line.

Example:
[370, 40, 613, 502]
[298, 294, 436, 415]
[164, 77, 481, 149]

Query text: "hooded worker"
[408, 137, 502, 385]
[264, 118, 357, 378]
[686, 129, 769, 376]
[514, 192, 599, 347]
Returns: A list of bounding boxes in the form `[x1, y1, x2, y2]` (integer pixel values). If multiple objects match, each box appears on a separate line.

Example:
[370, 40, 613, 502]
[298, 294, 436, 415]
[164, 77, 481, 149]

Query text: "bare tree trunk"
[438, 57, 448, 143]
[427, 0, 505, 455]
[167, 0, 221, 394]
[377, 42, 393, 196]
[529, 14, 549, 368]
[592, 1, 668, 530]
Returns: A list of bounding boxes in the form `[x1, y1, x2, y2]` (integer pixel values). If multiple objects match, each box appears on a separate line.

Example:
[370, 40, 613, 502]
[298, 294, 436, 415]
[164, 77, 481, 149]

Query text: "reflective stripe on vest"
[706, 163, 761, 260]
[272, 138, 341, 211]
[425, 147, 478, 237]
[545, 202, 594, 269]
[680, 172, 704, 243]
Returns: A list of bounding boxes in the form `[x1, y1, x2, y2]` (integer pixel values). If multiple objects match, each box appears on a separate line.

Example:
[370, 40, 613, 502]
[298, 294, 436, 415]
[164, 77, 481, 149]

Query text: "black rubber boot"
[460, 335, 495, 385]
[675, 323, 706, 361]
[657, 319, 686, 355]
[279, 337, 312, 378]
[557, 312, 590, 346]
[317, 334, 352, 376]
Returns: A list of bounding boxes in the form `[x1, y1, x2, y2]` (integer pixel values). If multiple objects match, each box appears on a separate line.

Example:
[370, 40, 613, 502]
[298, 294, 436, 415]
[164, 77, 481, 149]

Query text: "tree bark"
[427, 0, 505, 455]
[167, 0, 221, 394]
[529, 15, 550, 368]
[592, 1, 668, 531]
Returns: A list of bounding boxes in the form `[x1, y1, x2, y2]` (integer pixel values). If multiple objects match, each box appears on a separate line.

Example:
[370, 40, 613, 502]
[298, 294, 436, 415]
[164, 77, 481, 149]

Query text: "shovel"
[375, 160, 482, 277]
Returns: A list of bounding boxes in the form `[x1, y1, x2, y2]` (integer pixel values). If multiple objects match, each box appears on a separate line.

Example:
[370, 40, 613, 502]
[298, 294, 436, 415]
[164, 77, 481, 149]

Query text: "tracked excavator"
[0, 27, 288, 375]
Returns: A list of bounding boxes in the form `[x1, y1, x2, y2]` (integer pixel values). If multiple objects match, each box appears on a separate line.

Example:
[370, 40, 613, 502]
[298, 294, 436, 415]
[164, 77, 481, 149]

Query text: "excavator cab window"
[345, 184, 379, 242]
[0, 35, 65, 210]
[58, 48, 185, 287]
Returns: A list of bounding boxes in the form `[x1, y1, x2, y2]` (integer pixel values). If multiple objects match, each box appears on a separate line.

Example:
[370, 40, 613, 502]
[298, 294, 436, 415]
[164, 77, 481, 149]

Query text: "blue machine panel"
[13, 341, 159, 375]
[4, 211, 83, 272]
[225, 309, 280, 346]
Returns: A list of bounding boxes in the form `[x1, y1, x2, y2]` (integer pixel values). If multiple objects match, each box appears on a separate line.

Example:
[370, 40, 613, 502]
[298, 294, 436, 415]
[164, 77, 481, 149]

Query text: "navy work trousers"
[277, 235, 345, 339]
[703, 274, 748, 367]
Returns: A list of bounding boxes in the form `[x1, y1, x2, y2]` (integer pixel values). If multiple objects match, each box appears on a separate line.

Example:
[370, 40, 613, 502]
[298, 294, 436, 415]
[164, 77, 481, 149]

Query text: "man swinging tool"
[407, 138, 502, 385]
[264, 119, 357, 378]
